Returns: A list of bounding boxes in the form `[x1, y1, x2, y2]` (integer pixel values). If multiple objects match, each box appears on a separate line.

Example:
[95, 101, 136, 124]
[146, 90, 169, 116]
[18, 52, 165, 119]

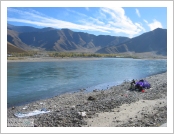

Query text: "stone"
[87, 96, 96, 101]
[78, 111, 86, 117]
[93, 89, 99, 92]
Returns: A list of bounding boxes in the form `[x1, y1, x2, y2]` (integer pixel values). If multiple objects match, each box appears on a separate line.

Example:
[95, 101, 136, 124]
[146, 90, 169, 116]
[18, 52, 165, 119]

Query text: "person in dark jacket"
[129, 79, 136, 91]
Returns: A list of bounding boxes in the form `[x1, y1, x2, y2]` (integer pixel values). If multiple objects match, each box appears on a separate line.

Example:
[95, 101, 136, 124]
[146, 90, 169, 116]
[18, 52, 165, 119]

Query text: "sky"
[7, 7, 167, 38]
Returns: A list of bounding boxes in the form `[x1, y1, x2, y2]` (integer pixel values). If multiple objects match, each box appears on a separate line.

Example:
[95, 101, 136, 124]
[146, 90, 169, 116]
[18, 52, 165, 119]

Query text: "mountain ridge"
[7, 24, 167, 55]
[96, 28, 167, 55]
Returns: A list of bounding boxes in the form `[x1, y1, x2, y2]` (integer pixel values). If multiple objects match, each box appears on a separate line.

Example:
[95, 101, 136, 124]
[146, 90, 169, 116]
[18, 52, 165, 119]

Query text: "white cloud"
[143, 19, 148, 24]
[135, 23, 146, 31]
[147, 19, 163, 30]
[100, 7, 145, 37]
[7, 7, 146, 37]
[135, 8, 140, 17]
[66, 9, 87, 17]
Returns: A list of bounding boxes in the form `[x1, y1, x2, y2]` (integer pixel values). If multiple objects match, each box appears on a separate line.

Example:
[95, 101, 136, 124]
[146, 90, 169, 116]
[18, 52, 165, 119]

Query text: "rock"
[129, 120, 133, 123]
[93, 89, 99, 92]
[87, 96, 96, 101]
[150, 122, 154, 124]
[71, 107, 75, 110]
[78, 111, 86, 117]
[80, 88, 86, 92]
[88, 116, 92, 118]
[145, 123, 152, 126]
[22, 106, 28, 110]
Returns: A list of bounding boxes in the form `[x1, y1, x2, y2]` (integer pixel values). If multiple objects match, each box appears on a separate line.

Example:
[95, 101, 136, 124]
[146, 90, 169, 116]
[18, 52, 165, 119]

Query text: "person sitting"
[129, 79, 135, 91]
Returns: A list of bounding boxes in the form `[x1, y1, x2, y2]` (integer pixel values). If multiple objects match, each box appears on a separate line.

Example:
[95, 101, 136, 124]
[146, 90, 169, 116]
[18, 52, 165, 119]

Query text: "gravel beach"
[7, 72, 167, 127]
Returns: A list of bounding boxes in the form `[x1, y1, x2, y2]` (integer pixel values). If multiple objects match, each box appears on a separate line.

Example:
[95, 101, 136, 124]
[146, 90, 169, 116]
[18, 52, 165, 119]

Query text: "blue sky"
[7, 7, 167, 38]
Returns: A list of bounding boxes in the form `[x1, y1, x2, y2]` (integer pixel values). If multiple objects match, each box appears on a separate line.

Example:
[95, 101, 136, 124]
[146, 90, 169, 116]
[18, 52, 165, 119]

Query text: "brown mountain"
[7, 42, 26, 53]
[17, 29, 129, 52]
[97, 28, 167, 56]
[7, 24, 167, 55]
[7, 24, 130, 53]
[7, 29, 32, 50]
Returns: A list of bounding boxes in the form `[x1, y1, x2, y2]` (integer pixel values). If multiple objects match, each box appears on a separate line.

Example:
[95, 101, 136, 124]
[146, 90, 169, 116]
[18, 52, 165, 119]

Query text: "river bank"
[7, 54, 167, 63]
[7, 57, 103, 62]
[7, 72, 167, 127]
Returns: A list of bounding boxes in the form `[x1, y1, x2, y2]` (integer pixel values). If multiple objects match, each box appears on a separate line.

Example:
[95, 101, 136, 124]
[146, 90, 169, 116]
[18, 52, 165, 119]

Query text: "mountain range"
[7, 24, 167, 56]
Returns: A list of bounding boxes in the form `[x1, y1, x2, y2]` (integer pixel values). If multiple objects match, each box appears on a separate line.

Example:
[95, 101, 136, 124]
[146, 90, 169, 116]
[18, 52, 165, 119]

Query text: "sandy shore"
[84, 97, 166, 127]
[7, 72, 167, 127]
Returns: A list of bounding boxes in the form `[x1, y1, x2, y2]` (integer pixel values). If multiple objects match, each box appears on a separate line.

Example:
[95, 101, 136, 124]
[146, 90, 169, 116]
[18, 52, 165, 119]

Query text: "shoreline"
[7, 57, 103, 63]
[7, 72, 167, 127]
[7, 56, 167, 63]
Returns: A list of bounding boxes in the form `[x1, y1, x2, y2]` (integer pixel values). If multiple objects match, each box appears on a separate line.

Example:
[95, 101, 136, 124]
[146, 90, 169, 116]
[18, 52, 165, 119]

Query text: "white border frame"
[1, 1, 173, 133]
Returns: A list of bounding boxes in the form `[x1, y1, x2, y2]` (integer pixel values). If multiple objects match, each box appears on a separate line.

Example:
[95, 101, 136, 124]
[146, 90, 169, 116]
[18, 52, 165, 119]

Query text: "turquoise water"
[7, 58, 167, 107]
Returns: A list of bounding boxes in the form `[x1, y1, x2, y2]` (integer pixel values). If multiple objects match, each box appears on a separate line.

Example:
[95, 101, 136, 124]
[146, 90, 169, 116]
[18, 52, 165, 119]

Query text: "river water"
[7, 58, 167, 107]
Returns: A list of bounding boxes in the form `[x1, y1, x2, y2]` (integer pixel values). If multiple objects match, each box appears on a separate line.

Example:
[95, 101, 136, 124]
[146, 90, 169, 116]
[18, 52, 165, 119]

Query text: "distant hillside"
[7, 24, 130, 52]
[8, 24, 56, 33]
[7, 42, 26, 53]
[7, 24, 167, 56]
[97, 28, 167, 56]
[7, 29, 33, 50]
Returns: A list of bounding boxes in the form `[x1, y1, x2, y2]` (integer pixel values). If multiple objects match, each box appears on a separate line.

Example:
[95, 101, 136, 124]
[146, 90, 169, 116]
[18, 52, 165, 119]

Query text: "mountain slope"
[7, 25, 130, 52]
[97, 28, 167, 55]
[7, 24, 167, 55]
[7, 42, 26, 53]
[7, 29, 32, 50]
